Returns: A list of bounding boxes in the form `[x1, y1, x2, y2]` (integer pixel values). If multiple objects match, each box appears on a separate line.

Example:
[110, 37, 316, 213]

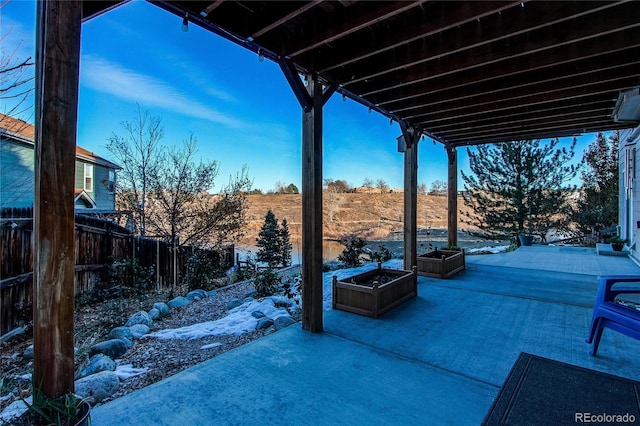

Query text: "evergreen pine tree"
[574, 131, 619, 233]
[256, 210, 281, 266]
[279, 219, 292, 267]
[461, 139, 577, 240]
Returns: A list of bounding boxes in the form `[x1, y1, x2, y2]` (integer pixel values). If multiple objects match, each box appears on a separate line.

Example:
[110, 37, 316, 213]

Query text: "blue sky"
[2, 0, 603, 192]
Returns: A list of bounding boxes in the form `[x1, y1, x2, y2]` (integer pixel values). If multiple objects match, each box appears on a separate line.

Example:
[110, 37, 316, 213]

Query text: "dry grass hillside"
[239, 193, 474, 245]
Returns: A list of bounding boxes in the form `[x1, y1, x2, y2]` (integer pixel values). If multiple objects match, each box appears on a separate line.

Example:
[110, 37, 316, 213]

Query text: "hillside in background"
[239, 193, 474, 246]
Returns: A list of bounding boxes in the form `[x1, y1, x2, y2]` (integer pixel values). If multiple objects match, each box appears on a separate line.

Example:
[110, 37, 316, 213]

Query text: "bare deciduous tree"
[429, 180, 447, 196]
[147, 136, 251, 248]
[362, 177, 373, 192]
[376, 178, 389, 193]
[107, 108, 252, 248]
[107, 105, 163, 236]
[0, 13, 34, 121]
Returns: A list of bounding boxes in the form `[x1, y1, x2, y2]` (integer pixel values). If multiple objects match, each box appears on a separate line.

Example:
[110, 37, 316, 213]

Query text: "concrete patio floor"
[91, 246, 640, 425]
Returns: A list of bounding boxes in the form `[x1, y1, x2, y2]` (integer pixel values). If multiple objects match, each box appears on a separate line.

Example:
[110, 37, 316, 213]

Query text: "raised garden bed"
[332, 263, 417, 318]
[417, 248, 465, 279]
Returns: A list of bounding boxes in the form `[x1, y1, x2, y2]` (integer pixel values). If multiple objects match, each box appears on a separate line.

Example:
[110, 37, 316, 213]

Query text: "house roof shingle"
[0, 113, 121, 170]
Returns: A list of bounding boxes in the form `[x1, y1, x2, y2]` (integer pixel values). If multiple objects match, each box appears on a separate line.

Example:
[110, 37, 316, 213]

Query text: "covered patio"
[32, 0, 640, 409]
[89, 246, 640, 424]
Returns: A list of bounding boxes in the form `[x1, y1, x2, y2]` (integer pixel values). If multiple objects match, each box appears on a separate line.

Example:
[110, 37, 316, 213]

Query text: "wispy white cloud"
[80, 55, 244, 128]
[163, 53, 237, 103]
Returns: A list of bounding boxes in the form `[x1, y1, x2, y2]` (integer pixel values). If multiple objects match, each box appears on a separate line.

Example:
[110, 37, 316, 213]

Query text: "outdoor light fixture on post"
[613, 87, 640, 122]
[182, 12, 189, 32]
[397, 135, 406, 153]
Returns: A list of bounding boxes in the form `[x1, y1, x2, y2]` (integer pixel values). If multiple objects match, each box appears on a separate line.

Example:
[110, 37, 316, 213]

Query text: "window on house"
[84, 164, 93, 192]
[107, 169, 116, 193]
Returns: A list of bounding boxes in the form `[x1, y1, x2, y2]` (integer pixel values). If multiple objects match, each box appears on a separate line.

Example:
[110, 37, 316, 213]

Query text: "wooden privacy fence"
[0, 210, 234, 336]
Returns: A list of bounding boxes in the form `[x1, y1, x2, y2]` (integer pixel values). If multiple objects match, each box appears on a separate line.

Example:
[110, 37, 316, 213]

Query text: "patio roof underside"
[87, 0, 640, 147]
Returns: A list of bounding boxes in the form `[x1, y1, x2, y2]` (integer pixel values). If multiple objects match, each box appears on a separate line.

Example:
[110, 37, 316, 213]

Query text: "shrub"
[337, 234, 366, 267]
[368, 245, 393, 263]
[106, 257, 154, 297]
[283, 275, 302, 308]
[606, 235, 628, 244]
[256, 210, 281, 266]
[253, 267, 280, 297]
[228, 253, 257, 283]
[185, 251, 220, 291]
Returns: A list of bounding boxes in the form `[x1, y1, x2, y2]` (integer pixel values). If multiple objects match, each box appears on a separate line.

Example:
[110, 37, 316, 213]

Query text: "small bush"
[253, 267, 280, 297]
[185, 251, 219, 291]
[106, 257, 154, 297]
[229, 253, 257, 283]
[368, 245, 392, 263]
[283, 275, 302, 308]
[337, 234, 366, 267]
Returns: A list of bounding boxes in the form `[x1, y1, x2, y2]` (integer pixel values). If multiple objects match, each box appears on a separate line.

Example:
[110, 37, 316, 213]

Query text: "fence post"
[156, 239, 160, 290]
[173, 236, 178, 288]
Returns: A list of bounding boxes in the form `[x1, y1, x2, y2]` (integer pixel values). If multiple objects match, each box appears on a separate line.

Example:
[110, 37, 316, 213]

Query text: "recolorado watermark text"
[575, 412, 637, 423]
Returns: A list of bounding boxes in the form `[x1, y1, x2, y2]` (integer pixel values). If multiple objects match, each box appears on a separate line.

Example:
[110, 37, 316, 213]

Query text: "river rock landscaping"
[0, 269, 302, 424]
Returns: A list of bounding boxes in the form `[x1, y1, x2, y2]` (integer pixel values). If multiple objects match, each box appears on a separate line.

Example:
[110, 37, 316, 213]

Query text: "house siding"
[0, 138, 35, 208]
[1, 135, 117, 212]
[73, 159, 116, 211]
[620, 127, 640, 264]
[92, 163, 116, 209]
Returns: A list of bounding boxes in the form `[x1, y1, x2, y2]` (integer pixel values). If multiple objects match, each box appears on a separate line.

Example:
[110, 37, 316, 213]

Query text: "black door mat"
[482, 352, 640, 425]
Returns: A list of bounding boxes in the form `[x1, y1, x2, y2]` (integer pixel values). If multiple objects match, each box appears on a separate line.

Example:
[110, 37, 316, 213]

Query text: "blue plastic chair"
[586, 275, 640, 356]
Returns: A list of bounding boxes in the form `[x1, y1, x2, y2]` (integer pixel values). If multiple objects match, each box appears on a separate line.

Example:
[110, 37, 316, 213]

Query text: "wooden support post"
[33, 0, 82, 398]
[400, 124, 420, 271]
[278, 59, 334, 332]
[446, 144, 458, 248]
[301, 74, 324, 332]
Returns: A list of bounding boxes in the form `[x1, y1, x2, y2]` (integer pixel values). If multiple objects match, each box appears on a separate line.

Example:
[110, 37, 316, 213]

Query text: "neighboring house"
[0, 113, 121, 214]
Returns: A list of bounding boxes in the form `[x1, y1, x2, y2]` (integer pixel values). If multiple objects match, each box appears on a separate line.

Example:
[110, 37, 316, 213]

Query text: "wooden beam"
[322, 82, 338, 107]
[354, 26, 640, 97]
[400, 122, 420, 271]
[251, 0, 322, 39]
[301, 74, 325, 332]
[341, 1, 623, 87]
[200, 0, 224, 18]
[278, 59, 312, 112]
[436, 110, 609, 140]
[406, 76, 636, 122]
[418, 96, 609, 132]
[385, 59, 640, 114]
[446, 144, 458, 248]
[34, 0, 82, 399]
[411, 81, 631, 132]
[81, 0, 127, 22]
[318, 1, 521, 73]
[443, 119, 620, 146]
[287, 1, 426, 58]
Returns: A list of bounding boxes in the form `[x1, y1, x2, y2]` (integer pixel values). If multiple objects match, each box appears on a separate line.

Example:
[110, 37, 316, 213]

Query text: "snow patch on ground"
[146, 298, 290, 340]
[200, 342, 222, 350]
[0, 396, 29, 423]
[143, 260, 404, 341]
[468, 245, 510, 254]
[115, 364, 149, 380]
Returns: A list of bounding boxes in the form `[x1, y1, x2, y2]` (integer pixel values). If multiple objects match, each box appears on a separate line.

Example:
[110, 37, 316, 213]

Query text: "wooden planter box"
[417, 249, 465, 279]
[332, 263, 417, 318]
